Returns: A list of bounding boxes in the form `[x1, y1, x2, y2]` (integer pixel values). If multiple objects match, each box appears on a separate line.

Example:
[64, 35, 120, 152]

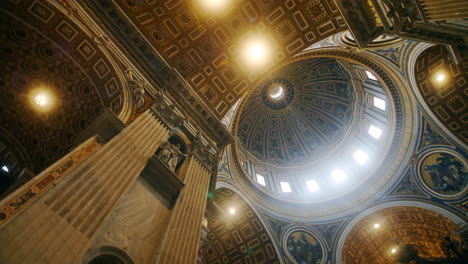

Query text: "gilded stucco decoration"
[113, 0, 348, 116]
[206, 188, 280, 264]
[0, 0, 126, 172]
[415, 45, 468, 145]
[342, 206, 462, 264]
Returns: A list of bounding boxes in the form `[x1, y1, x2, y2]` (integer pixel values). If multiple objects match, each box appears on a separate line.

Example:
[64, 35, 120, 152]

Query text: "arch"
[0, 1, 133, 173]
[335, 200, 467, 264]
[406, 42, 467, 149]
[82, 246, 134, 264]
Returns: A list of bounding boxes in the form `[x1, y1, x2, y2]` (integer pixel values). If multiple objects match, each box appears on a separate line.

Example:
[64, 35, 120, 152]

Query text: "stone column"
[0, 109, 169, 263]
[154, 155, 213, 264]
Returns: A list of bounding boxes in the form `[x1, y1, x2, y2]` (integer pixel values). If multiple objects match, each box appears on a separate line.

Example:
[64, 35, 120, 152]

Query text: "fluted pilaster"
[0, 110, 169, 263]
[155, 156, 211, 264]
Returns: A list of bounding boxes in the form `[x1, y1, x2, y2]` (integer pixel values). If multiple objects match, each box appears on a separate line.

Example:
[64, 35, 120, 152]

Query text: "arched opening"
[88, 254, 125, 264]
[82, 247, 133, 264]
[341, 206, 464, 264]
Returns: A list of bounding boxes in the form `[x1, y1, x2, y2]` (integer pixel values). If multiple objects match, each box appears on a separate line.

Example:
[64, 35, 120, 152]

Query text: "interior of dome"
[0, 1, 467, 264]
[233, 55, 397, 207]
[238, 57, 356, 166]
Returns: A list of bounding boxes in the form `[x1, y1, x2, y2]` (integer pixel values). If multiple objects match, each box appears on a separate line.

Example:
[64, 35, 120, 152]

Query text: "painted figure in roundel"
[420, 152, 467, 195]
[286, 231, 322, 264]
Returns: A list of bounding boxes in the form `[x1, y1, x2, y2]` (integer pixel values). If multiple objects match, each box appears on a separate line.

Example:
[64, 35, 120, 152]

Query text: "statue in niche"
[157, 142, 185, 172]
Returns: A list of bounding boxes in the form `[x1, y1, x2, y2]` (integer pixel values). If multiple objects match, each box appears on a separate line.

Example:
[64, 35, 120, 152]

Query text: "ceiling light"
[35, 94, 48, 106]
[30, 88, 55, 112]
[373, 223, 380, 229]
[280, 181, 292, 192]
[228, 208, 236, 215]
[435, 73, 446, 82]
[1, 166, 8, 172]
[353, 150, 369, 165]
[256, 173, 266, 186]
[331, 169, 347, 183]
[373, 97, 386, 111]
[240, 33, 273, 70]
[432, 70, 449, 86]
[198, 0, 230, 13]
[306, 180, 320, 192]
[391, 247, 398, 254]
[368, 125, 382, 139]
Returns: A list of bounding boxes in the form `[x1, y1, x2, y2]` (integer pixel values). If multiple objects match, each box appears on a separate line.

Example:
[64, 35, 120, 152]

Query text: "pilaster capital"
[189, 132, 220, 172]
[150, 90, 187, 129]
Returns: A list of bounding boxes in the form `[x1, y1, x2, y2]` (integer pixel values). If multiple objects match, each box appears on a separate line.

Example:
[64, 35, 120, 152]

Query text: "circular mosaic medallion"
[284, 229, 324, 264]
[261, 78, 294, 109]
[417, 149, 467, 198]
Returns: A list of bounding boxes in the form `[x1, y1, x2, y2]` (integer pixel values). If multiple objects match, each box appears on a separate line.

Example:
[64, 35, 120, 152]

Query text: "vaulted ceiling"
[115, 0, 347, 117]
[415, 45, 468, 145]
[206, 188, 280, 264]
[0, 0, 125, 172]
[342, 206, 460, 264]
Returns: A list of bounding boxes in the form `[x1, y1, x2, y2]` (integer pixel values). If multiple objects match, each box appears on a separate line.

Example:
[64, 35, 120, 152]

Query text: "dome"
[238, 57, 355, 167]
[230, 51, 411, 219]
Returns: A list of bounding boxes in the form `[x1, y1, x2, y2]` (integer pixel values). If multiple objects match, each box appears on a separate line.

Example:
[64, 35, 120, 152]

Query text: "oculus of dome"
[267, 84, 285, 101]
[261, 78, 294, 110]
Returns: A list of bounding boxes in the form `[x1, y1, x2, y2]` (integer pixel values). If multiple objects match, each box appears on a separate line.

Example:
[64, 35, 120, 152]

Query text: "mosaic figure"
[286, 231, 322, 264]
[420, 152, 467, 195]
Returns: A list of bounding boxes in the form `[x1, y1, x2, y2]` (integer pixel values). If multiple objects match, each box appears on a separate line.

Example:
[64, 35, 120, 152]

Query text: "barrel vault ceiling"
[415, 45, 468, 145]
[115, 0, 347, 117]
[206, 188, 280, 264]
[0, 0, 125, 172]
[342, 206, 460, 264]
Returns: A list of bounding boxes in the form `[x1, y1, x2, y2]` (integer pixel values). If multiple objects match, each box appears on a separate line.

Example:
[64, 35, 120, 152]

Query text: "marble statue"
[158, 142, 184, 172]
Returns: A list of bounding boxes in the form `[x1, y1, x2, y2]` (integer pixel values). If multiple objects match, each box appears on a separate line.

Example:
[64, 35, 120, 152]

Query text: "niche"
[155, 134, 188, 174]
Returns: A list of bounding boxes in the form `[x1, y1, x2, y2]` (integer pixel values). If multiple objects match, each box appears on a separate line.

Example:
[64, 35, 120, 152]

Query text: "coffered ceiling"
[0, 0, 125, 172]
[342, 206, 460, 264]
[238, 57, 354, 166]
[206, 188, 280, 264]
[115, 0, 347, 117]
[415, 45, 468, 145]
